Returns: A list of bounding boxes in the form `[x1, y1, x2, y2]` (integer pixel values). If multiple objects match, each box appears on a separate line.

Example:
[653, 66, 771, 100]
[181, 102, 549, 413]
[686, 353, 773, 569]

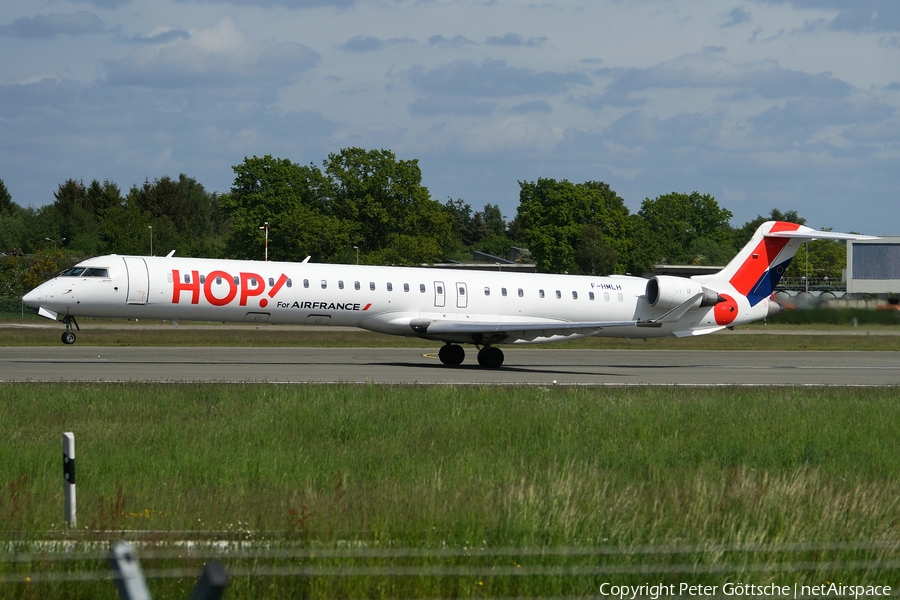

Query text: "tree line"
[0, 147, 846, 299]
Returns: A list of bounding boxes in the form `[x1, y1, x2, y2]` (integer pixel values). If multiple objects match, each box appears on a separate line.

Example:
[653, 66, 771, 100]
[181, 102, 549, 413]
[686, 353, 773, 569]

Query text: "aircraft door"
[123, 257, 150, 305]
[433, 281, 445, 307]
[456, 282, 468, 309]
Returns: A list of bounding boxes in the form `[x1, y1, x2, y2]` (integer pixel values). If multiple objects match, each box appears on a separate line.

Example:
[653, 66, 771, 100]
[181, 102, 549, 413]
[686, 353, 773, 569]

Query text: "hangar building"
[846, 237, 900, 295]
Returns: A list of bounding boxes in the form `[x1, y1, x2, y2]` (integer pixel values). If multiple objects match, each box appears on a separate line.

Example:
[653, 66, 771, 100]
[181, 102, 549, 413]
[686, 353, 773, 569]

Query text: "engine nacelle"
[645, 275, 722, 310]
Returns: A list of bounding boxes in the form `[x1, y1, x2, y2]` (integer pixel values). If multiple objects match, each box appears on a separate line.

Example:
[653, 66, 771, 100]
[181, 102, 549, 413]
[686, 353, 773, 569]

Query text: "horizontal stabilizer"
[766, 229, 877, 241]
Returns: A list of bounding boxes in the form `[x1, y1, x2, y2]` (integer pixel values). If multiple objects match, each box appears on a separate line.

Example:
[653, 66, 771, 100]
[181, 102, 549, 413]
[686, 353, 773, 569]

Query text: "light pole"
[148, 226, 153, 256]
[353, 245, 359, 265]
[45, 237, 64, 249]
[804, 241, 808, 293]
[260, 222, 269, 261]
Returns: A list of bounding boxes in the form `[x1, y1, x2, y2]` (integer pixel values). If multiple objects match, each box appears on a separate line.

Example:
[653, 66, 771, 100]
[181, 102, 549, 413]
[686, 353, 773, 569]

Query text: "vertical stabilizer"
[693, 221, 876, 306]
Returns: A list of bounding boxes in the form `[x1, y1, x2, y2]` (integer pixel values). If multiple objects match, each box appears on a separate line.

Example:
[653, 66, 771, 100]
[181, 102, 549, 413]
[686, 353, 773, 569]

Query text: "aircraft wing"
[409, 318, 637, 344]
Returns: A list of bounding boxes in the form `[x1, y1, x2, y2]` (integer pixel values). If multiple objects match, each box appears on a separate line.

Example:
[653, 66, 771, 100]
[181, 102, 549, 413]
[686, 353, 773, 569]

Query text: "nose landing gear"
[61, 315, 79, 345]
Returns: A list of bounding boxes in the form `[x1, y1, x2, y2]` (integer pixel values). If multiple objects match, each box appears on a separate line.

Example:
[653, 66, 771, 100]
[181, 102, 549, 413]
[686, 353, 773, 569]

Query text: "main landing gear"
[477, 346, 504, 369]
[437, 343, 505, 369]
[61, 315, 79, 345]
[438, 343, 465, 366]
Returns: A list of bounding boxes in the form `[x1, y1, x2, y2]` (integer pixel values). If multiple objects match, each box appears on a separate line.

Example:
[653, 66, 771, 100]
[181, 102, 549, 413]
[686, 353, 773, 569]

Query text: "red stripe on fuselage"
[729, 237, 791, 296]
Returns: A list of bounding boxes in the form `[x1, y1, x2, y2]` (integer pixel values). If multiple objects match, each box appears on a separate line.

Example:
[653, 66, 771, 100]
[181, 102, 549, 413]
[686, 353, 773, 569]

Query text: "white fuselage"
[22, 254, 770, 345]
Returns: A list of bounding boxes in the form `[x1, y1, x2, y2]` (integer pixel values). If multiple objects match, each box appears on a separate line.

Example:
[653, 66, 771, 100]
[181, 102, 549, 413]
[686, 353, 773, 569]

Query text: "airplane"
[21, 221, 875, 368]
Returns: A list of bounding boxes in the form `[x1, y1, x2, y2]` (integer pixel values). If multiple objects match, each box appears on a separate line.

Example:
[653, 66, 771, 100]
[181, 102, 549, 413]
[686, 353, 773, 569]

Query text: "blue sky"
[1, 0, 898, 235]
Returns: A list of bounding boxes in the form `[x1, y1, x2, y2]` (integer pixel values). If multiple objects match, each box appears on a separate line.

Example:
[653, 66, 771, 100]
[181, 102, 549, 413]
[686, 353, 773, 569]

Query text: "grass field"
[2, 384, 900, 597]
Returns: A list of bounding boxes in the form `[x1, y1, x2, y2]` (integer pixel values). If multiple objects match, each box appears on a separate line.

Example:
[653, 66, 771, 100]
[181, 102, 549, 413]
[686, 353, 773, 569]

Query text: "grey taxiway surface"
[1, 346, 898, 385]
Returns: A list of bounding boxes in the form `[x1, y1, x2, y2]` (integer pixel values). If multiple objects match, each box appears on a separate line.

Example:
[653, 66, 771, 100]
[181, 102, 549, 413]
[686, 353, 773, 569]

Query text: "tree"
[516, 179, 630, 273]
[0, 179, 12, 216]
[0, 179, 28, 254]
[325, 148, 450, 263]
[734, 208, 806, 248]
[573, 224, 617, 275]
[785, 232, 847, 282]
[224, 155, 344, 262]
[637, 192, 733, 265]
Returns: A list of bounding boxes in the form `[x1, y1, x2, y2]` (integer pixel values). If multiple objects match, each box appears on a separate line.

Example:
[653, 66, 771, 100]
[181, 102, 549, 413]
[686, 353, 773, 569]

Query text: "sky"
[1, 0, 898, 235]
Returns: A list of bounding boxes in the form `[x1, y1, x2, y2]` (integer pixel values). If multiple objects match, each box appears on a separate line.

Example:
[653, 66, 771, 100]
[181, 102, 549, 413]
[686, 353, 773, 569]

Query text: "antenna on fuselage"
[165, 250, 176, 258]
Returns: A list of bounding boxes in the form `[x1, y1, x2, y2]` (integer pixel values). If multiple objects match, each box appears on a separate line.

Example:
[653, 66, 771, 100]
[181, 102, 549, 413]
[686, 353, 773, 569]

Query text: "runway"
[1, 347, 898, 385]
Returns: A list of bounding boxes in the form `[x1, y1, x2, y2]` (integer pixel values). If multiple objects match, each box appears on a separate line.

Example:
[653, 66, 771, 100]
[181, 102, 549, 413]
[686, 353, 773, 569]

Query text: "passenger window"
[459, 286, 465, 295]
[539, 290, 545, 298]
[355, 281, 360, 290]
[604, 292, 610, 301]
[618, 293, 624, 302]
[387, 283, 393, 291]
[250, 278, 258, 287]
[437, 285, 443, 294]
[404, 283, 409, 292]
[321, 280, 327, 289]
[370, 282, 375, 291]
[269, 277, 275, 286]
[286, 279, 292, 288]
[216, 276, 222, 285]
[484, 287, 490, 296]
[555, 290, 561, 299]
[184, 273, 191, 284]
[200, 275, 206, 285]
[420, 284, 426, 293]
[303, 279, 309, 288]
[233, 276, 239, 286]
[501, 288, 507, 297]
[339, 280, 344, 290]
[589, 292, 595, 300]
[518, 288, 523, 297]
[572, 291, 578, 300]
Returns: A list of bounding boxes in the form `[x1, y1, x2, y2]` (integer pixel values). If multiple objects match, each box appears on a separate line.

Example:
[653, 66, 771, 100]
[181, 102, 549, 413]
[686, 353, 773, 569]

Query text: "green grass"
[2, 384, 900, 597]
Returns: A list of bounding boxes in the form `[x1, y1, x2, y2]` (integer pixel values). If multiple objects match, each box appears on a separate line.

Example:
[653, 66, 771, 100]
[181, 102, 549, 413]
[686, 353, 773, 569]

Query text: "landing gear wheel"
[61, 314, 80, 345]
[477, 346, 504, 369]
[438, 344, 465, 366]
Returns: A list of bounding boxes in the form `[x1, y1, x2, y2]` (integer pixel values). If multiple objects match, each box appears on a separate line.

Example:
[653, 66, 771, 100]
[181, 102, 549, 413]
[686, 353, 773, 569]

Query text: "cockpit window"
[59, 267, 86, 277]
[83, 268, 109, 277]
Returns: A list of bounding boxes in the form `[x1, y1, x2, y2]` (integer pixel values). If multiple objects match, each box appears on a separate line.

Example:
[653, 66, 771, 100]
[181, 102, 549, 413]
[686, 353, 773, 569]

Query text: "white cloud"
[1, 0, 898, 235]
[103, 17, 319, 93]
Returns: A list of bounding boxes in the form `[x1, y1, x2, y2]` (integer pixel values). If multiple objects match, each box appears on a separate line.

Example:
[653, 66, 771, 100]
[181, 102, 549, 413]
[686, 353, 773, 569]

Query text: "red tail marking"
[769, 221, 802, 233]
[729, 237, 790, 296]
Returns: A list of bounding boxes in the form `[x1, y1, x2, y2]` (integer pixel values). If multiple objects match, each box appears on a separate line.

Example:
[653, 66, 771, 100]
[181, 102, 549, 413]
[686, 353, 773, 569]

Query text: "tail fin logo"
[729, 223, 799, 306]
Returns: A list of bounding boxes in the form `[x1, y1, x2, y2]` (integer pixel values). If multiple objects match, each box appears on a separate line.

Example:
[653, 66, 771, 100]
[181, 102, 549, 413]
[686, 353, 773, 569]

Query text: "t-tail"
[693, 220, 877, 314]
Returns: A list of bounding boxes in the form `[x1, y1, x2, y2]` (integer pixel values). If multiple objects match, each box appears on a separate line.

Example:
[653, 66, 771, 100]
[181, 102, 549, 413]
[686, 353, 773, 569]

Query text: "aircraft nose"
[22, 284, 44, 306]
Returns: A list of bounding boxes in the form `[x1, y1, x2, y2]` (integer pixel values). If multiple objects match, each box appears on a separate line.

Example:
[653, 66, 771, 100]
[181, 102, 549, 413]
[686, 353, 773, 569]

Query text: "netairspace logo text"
[598, 582, 892, 599]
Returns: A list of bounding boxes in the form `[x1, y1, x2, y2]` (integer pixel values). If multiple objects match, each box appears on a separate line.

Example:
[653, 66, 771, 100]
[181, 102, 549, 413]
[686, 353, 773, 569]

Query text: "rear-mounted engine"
[645, 275, 722, 310]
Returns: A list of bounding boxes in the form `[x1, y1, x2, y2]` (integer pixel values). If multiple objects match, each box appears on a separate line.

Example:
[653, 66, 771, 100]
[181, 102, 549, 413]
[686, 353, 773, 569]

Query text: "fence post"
[62, 432, 76, 528]
[191, 562, 229, 600]
[110, 542, 152, 600]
